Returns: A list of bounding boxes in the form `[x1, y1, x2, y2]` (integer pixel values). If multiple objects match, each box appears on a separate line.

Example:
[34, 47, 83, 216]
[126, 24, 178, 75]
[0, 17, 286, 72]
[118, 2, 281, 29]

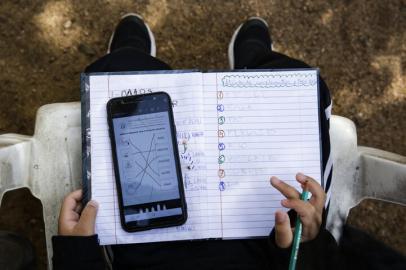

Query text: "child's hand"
[58, 189, 99, 236]
[270, 173, 326, 248]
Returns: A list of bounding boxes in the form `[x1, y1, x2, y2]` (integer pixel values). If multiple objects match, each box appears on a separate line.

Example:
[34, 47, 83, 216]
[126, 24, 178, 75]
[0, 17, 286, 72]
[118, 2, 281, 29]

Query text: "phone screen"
[108, 92, 186, 230]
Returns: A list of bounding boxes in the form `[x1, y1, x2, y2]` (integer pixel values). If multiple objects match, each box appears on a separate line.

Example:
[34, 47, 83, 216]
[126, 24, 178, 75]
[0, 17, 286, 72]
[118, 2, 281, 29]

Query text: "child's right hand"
[58, 189, 99, 236]
[270, 173, 326, 248]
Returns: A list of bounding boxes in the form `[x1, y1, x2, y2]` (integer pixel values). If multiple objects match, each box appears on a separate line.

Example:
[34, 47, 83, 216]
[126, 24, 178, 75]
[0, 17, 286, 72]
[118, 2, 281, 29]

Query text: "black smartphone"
[106, 92, 187, 232]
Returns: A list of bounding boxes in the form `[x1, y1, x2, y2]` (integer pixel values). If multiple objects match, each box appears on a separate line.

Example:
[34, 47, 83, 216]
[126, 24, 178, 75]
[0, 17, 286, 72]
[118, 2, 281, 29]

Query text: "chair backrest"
[0, 102, 81, 268]
[0, 103, 405, 267]
[327, 116, 406, 241]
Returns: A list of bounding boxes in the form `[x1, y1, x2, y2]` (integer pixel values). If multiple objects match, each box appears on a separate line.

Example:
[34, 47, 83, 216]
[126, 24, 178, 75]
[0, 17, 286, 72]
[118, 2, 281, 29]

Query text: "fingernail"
[281, 199, 289, 206]
[296, 172, 306, 181]
[275, 211, 286, 223]
[270, 176, 280, 185]
[87, 200, 99, 208]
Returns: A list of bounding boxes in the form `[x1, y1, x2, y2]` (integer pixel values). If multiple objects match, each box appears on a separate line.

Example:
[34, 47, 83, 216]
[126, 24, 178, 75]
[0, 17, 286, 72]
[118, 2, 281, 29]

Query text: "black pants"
[85, 48, 333, 270]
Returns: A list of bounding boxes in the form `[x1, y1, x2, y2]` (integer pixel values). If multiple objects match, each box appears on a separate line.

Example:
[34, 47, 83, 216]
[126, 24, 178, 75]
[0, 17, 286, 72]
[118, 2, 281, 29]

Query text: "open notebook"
[81, 69, 322, 245]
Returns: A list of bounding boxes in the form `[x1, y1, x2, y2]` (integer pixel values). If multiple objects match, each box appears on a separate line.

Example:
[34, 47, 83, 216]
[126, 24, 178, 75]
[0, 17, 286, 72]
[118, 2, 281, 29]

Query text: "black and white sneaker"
[228, 17, 272, 69]
[107, 13, 156, 56]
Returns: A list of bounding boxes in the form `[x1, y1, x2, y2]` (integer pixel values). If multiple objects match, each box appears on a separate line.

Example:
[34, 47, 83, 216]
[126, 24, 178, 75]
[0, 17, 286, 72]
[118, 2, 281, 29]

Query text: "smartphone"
[107, 92, 187, 232]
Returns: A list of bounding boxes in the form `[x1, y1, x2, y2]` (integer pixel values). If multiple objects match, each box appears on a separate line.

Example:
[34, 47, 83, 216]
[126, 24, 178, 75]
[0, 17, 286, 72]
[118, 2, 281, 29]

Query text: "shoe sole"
[107, 13, 156, 57]
[228, 16, 270, 69]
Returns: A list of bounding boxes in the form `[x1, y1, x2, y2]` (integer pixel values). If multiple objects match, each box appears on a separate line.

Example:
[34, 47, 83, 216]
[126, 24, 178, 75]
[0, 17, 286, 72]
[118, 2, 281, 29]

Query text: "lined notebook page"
[203, 70, 322, 239]
[89, 72, 221, 245]
[202, 74, 224, 236]
[87, 69, 322, 245]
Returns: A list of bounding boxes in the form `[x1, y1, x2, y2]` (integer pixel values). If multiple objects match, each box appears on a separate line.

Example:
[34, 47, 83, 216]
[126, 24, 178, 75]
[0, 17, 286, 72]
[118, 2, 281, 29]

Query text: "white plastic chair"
[0, 102, 81, 268]
[327, 116, 406, 241]
[0, 102, 405, 268]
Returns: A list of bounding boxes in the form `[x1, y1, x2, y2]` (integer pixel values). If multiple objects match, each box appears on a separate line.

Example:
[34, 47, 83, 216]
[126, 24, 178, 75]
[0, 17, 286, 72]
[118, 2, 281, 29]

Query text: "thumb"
[77, 200, 99, 236]
[275, 211, 293, 248]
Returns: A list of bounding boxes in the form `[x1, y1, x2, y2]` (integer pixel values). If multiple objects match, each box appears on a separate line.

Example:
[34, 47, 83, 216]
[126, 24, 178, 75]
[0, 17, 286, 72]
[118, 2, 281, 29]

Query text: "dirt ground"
[0, 0, 405, 269]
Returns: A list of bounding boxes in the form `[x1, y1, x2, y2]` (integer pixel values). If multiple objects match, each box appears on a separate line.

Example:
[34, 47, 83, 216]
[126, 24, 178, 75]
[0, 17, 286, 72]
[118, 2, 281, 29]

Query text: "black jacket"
[52, 225, 406, 270]
[52, 227, 340, 270]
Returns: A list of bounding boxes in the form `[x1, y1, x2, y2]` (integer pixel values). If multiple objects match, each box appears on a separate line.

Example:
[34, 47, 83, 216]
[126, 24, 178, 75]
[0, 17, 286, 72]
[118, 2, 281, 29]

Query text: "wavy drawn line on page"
[221, 73, 317, 88]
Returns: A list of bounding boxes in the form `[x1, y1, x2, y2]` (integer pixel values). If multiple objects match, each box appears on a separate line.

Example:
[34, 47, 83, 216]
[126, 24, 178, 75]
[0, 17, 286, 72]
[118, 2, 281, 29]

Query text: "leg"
[85, 14, 170, 73]
[85, 47, 170, 73]
[90, 15, 273, 270]
[228, 18, 333, 210]
[85, 14, 171, 268]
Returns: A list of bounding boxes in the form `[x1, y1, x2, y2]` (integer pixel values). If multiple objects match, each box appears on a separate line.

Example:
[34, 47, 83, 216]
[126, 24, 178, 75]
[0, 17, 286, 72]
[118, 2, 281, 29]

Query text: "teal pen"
[288, 187, 310, 270]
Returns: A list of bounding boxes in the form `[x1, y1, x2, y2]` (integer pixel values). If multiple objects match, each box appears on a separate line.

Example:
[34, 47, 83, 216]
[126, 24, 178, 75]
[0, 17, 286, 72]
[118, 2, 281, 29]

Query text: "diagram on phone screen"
[113, 112, 180, 206]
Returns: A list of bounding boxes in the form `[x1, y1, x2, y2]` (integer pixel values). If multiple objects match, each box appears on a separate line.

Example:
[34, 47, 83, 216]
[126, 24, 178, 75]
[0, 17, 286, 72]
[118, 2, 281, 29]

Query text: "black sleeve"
[267, 208, 341, 270]
[52, 235, 106, 270]
[268, 227, 340, 270]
